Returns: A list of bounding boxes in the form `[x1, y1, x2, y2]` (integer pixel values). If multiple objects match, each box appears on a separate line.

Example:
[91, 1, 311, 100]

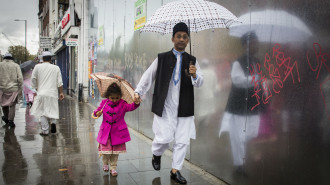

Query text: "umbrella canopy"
[229, 9, 313, 43]
[90, 72, 135, 104]
[20, 60, 36, 73]
[140, 0, 239, 35]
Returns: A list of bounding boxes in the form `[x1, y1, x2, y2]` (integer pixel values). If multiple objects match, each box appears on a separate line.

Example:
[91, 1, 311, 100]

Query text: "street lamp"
[14, 19, 27, 62]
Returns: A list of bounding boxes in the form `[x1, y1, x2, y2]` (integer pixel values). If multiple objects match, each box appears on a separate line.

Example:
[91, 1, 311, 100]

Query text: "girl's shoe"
[103, 165, 109, 172]
[110, 169, 118, 177]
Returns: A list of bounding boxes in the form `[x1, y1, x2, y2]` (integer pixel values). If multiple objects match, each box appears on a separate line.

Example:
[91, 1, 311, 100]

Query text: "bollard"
[78, 83, 83, 102]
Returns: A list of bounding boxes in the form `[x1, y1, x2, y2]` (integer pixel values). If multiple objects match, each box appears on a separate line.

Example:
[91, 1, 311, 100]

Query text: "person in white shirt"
[134, 22, 204, 184]
[30, 51, 64, 136]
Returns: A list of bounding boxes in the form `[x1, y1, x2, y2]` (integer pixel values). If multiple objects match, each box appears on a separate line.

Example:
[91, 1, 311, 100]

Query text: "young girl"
[93, 82, 140, 176]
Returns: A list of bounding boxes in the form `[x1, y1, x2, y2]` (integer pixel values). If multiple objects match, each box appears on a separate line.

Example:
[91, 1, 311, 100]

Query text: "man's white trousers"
[152, 141, 188, 170]
[40, 116, 56, 134]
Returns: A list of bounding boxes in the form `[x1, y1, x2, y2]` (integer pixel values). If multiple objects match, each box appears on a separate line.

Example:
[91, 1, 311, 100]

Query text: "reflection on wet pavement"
[0, 97, 215, 185]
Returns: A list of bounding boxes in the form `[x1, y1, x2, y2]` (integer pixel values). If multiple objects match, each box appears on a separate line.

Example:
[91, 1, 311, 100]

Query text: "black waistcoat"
[225, 55, 264, 115]
[151, 50, 196, 117]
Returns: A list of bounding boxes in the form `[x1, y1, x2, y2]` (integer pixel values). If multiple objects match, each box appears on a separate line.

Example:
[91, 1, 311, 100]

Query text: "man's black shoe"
[170, 170, 187, 184]
[152, 154, 161, 171]
[51, 123, 56, 133]
[2, 116, 9, 125]
[8, 120, 15, 127]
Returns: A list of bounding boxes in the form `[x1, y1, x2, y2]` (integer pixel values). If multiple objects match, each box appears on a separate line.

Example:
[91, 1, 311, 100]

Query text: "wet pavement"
[0, 97, 224, 185]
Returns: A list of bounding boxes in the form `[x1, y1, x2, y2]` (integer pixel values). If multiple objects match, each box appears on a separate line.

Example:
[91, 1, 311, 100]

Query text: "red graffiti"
[264, 53, 283, 94]
[248, 43, 329, 111]
[250, 62, 272, 111]
[272, 44, 301, 84]
[249, 43, 301, 110]
[306, 43, 330, 80]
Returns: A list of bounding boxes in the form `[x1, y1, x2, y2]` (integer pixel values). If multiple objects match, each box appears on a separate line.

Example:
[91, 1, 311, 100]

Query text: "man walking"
[0, 53, 23, 127]
[30, 51, 64, 136]
[134, 22, 204, 184]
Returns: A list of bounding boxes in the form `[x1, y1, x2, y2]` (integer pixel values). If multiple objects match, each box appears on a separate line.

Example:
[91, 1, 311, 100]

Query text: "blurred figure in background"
[22, 62, 37, 108]
[0, 53, 23, 127]
[219, 32, 265, 175]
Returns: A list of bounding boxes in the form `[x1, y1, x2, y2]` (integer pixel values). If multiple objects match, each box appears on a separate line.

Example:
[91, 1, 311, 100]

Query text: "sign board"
[61, 7, 72, 36]
[98, 25, 104, 46]
[39, 37, 52, 49]
[134, 0, 147, 31]
[66, 38, 78, 46]
[62, 13, 70, 29]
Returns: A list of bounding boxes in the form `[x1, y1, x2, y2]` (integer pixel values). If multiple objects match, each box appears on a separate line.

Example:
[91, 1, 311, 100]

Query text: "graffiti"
[249, 44, 301, 110]
[249, 43, 329, 111]
[250, 63, 272, 111]
[249, 43, 310, 110]
[306, 43, 330, 80]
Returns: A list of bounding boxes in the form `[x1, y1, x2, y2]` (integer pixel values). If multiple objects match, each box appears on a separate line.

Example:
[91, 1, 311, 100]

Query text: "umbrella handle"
[91, 99, 109, 119]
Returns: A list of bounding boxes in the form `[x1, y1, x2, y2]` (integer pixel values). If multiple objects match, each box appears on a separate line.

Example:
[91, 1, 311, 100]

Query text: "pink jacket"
[94, 99, 139, 146]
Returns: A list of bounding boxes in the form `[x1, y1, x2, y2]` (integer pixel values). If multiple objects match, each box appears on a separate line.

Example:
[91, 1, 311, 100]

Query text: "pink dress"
[98, 138, 127, 154]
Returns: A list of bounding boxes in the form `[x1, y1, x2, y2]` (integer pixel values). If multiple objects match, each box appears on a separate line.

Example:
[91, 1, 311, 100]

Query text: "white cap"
[4, 53, 12, 57]
[41, 51, 53, 57]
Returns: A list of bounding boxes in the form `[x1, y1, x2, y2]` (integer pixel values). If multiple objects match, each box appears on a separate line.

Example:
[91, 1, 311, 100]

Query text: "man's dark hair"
[104, 83, 122, 98]
[43, 56, 52, 62]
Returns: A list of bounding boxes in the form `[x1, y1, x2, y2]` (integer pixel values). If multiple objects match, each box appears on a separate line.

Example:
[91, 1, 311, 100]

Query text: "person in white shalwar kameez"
[219, 32, 265, 175]
[134, 22, 203, 184]
[30, 51, 64, 136]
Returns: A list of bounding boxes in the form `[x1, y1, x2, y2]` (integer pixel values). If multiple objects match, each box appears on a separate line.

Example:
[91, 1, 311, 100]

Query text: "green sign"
[134, 0, 147, 31]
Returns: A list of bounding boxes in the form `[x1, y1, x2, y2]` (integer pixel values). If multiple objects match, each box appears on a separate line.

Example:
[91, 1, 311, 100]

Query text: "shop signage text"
[62, 13, 70, 29]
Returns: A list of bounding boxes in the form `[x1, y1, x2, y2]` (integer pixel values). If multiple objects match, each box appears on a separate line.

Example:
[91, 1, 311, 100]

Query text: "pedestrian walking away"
[93, 83, 140, 177]
[30, 51, 64, 136]
[0, 53, 23, 127]
[134, 22, 204, 184]
[22, 67, 36, 108]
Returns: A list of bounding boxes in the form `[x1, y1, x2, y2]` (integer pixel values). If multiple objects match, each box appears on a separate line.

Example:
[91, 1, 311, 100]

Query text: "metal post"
[25, 20, 27, 61]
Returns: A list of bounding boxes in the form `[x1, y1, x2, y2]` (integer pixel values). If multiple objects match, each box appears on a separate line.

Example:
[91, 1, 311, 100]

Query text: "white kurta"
[219, 60, 260, 166]
[135, 52, 204, 145]
[30, 63, 63, 119]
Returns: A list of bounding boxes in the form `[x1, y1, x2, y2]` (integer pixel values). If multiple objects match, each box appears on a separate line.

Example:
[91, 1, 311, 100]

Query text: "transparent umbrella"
[20, 60, 36, 73]
[229, 9, 313, 43]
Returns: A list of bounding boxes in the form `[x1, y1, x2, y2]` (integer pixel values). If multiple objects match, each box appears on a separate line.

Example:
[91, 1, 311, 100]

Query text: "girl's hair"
[105, 82, 122, 97]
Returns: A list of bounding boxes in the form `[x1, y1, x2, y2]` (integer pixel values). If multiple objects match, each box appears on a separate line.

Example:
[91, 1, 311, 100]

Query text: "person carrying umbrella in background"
[0, 53, 23, 127]
[30, 51, 64, 136]
[219, 32, 266, 175]
[134, 22, 204, 184]
[20, 60, 37, 108]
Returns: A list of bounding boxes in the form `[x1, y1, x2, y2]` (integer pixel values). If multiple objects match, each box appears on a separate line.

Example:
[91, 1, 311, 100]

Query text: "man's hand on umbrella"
[59, 93, 64, 101]
[134, 92, 141, 104]
[189, 62, 197, 78]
